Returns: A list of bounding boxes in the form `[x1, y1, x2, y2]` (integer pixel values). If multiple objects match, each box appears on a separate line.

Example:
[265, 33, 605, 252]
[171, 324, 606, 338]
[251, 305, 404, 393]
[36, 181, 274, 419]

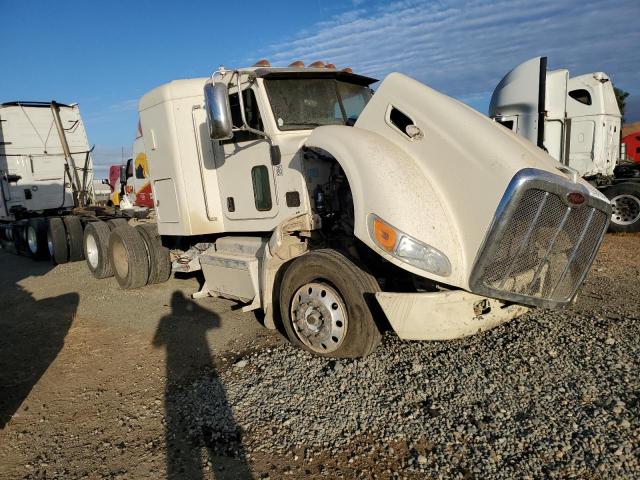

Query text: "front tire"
[604, 183, 640, 232]
[279, 249, 382, 358]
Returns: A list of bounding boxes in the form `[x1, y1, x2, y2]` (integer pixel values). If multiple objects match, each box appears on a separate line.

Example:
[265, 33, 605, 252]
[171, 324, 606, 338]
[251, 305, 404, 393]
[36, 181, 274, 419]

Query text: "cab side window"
[568, 89, 592, 106]
[222, 88, 263, 144]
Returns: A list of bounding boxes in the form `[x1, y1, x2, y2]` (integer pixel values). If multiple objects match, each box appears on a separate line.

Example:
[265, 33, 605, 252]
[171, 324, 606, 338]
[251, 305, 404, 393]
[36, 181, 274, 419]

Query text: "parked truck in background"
[0, 101, 96, 259]
[489, 56, 640, 232]
[0, 101, 134, 263]
[77, 59, 611, 358]
[106, 123, 154, 213]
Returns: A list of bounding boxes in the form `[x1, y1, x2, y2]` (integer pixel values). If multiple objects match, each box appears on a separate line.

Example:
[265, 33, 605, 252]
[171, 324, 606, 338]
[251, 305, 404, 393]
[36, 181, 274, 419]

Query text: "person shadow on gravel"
[152, 291, 253, 480]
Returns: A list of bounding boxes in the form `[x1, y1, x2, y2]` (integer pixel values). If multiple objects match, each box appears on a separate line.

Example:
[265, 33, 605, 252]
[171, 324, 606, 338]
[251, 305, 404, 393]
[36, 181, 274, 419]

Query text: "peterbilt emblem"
[566, 192, 586, 206]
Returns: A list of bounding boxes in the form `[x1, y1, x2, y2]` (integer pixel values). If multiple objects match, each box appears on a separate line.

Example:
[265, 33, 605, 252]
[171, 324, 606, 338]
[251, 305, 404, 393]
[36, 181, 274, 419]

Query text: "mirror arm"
[235, 73, 281, 165]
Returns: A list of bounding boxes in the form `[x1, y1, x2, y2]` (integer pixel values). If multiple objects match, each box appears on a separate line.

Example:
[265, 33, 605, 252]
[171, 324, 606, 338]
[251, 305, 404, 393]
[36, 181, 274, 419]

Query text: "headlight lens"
[370, 215, 451, 277]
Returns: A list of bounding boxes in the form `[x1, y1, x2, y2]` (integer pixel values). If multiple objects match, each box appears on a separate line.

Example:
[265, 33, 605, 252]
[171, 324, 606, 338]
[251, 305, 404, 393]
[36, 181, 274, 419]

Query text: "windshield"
[264, 78, 373, 131]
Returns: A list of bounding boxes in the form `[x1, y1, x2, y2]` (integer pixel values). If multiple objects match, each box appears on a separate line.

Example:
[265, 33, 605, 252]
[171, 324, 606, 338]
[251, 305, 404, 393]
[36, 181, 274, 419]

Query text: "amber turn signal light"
[373, 218, 397, 252]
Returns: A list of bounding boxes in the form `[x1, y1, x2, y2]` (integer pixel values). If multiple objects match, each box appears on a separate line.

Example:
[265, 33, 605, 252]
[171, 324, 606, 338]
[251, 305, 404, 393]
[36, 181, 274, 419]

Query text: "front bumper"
[375, 290, 529, 341]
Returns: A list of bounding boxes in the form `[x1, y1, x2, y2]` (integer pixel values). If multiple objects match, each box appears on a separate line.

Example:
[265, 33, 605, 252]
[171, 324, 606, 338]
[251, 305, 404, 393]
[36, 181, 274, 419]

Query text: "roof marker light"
[288, 60, 305, 68]
[309, 60, 326, 68]
[253, 59, 271, 67]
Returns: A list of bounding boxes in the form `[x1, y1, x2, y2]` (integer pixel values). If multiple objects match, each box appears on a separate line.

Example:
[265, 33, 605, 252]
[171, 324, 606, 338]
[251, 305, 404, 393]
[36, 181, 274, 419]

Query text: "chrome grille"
[470, 169, 610, 308]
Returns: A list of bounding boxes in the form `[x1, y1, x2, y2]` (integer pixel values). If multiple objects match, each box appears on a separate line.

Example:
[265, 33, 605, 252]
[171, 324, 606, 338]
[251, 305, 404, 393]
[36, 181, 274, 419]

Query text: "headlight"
[369, 215, 451, 277]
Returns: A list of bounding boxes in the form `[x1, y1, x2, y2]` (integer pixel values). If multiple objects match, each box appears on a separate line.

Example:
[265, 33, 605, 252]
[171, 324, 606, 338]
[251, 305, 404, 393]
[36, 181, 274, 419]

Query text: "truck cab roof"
[139, 67, 377, 112]
[249, 67, 377, 86]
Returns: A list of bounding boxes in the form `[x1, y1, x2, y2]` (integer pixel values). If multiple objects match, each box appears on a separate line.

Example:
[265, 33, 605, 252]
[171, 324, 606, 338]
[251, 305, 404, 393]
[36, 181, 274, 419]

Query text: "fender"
[305, 125, 464, 287]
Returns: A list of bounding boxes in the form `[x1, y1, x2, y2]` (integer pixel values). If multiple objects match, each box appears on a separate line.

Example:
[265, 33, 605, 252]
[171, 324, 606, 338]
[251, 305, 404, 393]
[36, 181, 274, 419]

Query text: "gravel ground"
[0, 233, 638, 479]
[168, 235, 640, 479]
[173, 304, 639, 479]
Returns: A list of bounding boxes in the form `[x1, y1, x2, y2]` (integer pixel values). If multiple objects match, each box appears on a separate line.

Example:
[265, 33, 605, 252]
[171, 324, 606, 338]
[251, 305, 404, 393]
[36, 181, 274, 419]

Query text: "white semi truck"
[0, 101, 103, 260]
[489, 56, 640, 232]
[78, 60, 611, 358]
[0, 100, 148, 266]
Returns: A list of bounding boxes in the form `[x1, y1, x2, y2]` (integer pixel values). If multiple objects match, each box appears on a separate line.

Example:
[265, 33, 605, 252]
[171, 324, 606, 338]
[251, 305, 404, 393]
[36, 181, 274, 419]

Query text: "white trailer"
[0, 101, 94, 219]
[489, 57, 640, 231]
[82, 60, 611, 358]
[0, 101, 132, 262]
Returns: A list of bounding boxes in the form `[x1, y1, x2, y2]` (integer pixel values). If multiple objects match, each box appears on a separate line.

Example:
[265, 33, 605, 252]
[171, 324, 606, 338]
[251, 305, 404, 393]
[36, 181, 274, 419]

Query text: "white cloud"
[106, 99, 138, 113]
[261, 0, 640, 114]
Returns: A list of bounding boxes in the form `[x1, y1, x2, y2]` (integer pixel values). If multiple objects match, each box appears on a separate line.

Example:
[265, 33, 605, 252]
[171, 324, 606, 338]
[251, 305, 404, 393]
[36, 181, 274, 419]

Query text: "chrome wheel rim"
[27, 226, 38, 254]
[47, 231, 54, 257]
[610, 194, 640, 226]
[86, 232, 99, 269]
[290, 282, 348, 353]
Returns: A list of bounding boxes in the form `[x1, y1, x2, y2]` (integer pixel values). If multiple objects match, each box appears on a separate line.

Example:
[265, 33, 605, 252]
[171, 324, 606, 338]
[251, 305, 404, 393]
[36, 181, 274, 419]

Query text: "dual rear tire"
[135, 224, 171, 285]
[84, 221, 171, 289]
[45, 216, 85, 264]
[84, 221, 113, 278]
[26, 218, 48, 260]
[109, 225, 149, 289]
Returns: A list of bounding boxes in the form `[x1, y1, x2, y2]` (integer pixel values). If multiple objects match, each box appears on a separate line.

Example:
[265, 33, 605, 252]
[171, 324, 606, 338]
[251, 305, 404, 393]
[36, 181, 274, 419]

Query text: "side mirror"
[204, 81, 233, 140]
[119, 165, 127, 184]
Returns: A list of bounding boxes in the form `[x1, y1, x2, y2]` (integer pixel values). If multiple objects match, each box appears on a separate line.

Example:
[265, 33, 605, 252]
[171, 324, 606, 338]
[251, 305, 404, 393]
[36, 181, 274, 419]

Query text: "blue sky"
[1, 0, 638, 177]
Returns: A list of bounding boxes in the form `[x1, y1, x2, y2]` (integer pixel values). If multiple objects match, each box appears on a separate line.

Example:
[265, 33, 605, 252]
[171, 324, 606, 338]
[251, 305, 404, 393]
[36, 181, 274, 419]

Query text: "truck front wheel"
[279, 249, 382, 358]
[604, 183, 640, 232]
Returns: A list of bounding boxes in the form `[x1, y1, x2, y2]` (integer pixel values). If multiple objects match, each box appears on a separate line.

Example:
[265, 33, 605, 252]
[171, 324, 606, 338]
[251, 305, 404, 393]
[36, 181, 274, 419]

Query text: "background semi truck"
[76, 59, 610, 358]
[0, 101, 96, 260]
[0, 101, 136, 263]
[106, 123, 154, 212]
[489, 56, 640, 232]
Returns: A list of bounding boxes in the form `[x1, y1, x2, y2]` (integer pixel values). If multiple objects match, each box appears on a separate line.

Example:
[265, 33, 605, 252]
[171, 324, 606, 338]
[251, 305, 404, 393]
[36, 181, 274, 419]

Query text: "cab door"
[212, 86, 278, 220]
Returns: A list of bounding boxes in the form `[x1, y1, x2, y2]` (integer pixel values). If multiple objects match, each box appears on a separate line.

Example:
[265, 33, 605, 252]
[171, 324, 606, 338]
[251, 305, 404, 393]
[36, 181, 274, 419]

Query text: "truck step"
[198, 237, 268, 311]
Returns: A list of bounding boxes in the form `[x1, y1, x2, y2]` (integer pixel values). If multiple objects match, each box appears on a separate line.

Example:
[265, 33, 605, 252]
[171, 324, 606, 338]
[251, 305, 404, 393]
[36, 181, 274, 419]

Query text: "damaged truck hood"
[305, 72, 603, 289]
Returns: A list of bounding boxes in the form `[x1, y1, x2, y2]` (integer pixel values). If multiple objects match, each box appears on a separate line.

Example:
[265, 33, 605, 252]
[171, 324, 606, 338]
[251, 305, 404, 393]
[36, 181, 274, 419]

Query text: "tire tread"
[109, 225, 149, 289]
[48, 217, 69, 264]
[63, 216, 84, 262]
[279, 249, 382, 358]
